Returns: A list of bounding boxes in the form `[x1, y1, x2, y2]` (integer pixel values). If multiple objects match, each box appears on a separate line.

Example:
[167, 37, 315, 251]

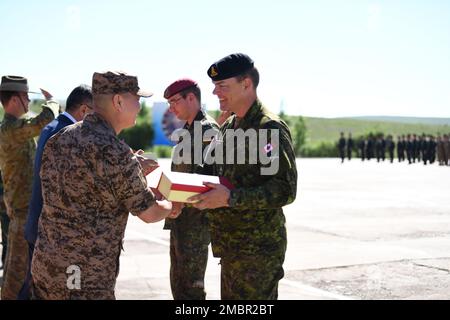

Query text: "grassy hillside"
[349, 116, 450, 126]
[303, 116, 450, 146]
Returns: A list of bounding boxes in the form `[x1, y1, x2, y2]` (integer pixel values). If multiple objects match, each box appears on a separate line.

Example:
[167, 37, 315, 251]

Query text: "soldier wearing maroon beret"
[163, 78, 218, 300]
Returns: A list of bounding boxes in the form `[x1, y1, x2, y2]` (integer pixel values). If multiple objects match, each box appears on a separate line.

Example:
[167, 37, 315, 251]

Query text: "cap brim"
[137, 89, 153, 98]
[0, 84, 38, 93]
[28, 87, 43, 94]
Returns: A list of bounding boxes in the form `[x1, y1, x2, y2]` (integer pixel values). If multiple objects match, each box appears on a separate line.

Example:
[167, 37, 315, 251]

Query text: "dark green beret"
[207, 53, 254, 81]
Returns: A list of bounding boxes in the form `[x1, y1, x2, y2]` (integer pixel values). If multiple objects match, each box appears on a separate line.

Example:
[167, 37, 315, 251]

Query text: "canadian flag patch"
[263, 143, 273, 154]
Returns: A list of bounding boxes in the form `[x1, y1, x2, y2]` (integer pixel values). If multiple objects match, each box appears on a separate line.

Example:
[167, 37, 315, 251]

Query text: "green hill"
[302, 116, 450, 146]
[348, 116, 450, 126]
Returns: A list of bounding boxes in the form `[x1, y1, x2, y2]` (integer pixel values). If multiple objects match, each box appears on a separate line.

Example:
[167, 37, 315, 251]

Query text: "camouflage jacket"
[32, 113, 155, 295]
[164, 109, 219, 230]
[205, 99, 298, 258]
[0, 172, 4, 210]
[0, 172, 3, 195]
[0, 103, 57, 212]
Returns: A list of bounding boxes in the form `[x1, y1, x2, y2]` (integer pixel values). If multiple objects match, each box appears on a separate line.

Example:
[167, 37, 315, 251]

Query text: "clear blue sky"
[1, 0, 449, 117]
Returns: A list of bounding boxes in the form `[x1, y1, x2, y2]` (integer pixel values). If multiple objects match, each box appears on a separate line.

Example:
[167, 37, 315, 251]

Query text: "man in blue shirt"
[18, 85, 93, 299]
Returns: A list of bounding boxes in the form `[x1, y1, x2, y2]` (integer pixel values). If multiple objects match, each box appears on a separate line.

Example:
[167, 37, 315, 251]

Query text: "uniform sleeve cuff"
[43, 100, 60, 117]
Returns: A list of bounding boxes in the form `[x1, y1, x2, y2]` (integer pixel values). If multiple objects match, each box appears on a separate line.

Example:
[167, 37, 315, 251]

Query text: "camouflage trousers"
[1, 208, 29, 300]
[220, 252, 285, 300]
[168, 210, 210, 300]
[31, 282, 116, 300]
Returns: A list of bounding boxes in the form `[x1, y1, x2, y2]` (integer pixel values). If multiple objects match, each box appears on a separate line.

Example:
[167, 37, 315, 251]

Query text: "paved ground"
[1, 158, 450, 299]
[115, 158, 450, 300]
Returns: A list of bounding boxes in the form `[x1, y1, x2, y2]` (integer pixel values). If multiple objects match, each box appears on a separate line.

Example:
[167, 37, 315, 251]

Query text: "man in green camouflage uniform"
[188, 53, 298, 299]
[163, 79, 219, 299]
[0, 76, 59, 299]
[31, 71, 180, 300]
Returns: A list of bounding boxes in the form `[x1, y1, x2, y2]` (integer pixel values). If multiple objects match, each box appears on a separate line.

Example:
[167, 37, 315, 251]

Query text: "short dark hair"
[179, 85, 201, 104]
[236, 67, 260, 89]
[65, 84, 93, 112]
[0, 91, 19, 107]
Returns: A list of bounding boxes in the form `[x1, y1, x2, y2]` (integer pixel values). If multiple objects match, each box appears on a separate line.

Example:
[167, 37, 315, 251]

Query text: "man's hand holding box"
[147, 171, 233, 209]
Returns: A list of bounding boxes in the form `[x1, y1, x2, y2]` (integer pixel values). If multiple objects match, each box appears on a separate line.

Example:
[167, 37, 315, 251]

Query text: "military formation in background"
[338, 132, 450, 165]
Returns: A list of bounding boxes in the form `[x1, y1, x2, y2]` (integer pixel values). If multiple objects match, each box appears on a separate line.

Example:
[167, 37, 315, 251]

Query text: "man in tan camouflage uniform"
[0, 75, 59, 299]
[188, 53, 298, 299]
[163, 78, 219, 299]
[31, 71, 181, 300]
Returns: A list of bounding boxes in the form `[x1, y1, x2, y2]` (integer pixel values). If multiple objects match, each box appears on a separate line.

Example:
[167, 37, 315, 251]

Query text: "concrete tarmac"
[1, 158, 449, 299]
[116, 158, 450, 300]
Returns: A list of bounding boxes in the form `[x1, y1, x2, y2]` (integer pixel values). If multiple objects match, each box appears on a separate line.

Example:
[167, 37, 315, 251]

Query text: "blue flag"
[152, 102, 185, 146]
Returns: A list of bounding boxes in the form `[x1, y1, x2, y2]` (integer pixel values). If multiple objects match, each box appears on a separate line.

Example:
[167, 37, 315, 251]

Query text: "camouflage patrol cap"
[0, 75, 38, 93]
[163, 78, 198, 99]
[92, 71, 153, 97]
[207, 53, 254, 81]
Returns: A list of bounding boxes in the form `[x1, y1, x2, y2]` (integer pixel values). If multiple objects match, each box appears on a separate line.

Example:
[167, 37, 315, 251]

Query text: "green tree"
[279, 111, 307, 157]
[119, 102, 154, 150]
[301, 141, 336, 157]
[292, 116, 307, 156]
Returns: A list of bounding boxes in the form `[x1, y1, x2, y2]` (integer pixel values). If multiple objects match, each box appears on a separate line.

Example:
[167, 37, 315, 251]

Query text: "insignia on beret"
[207, 53, 254, 81]
[209, 66, 218, 77]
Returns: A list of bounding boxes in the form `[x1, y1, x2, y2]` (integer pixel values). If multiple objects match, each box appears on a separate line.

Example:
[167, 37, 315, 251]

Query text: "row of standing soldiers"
[338, 132, 450, 165]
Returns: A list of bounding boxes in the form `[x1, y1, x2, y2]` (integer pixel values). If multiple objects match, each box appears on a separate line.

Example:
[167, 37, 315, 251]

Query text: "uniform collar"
[184, 109, 205, 130]
[83, 112, 117, 136]
[61, 111, 77, 124]
[233, 99, 262, 129]
[3, 113, 18, 121]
